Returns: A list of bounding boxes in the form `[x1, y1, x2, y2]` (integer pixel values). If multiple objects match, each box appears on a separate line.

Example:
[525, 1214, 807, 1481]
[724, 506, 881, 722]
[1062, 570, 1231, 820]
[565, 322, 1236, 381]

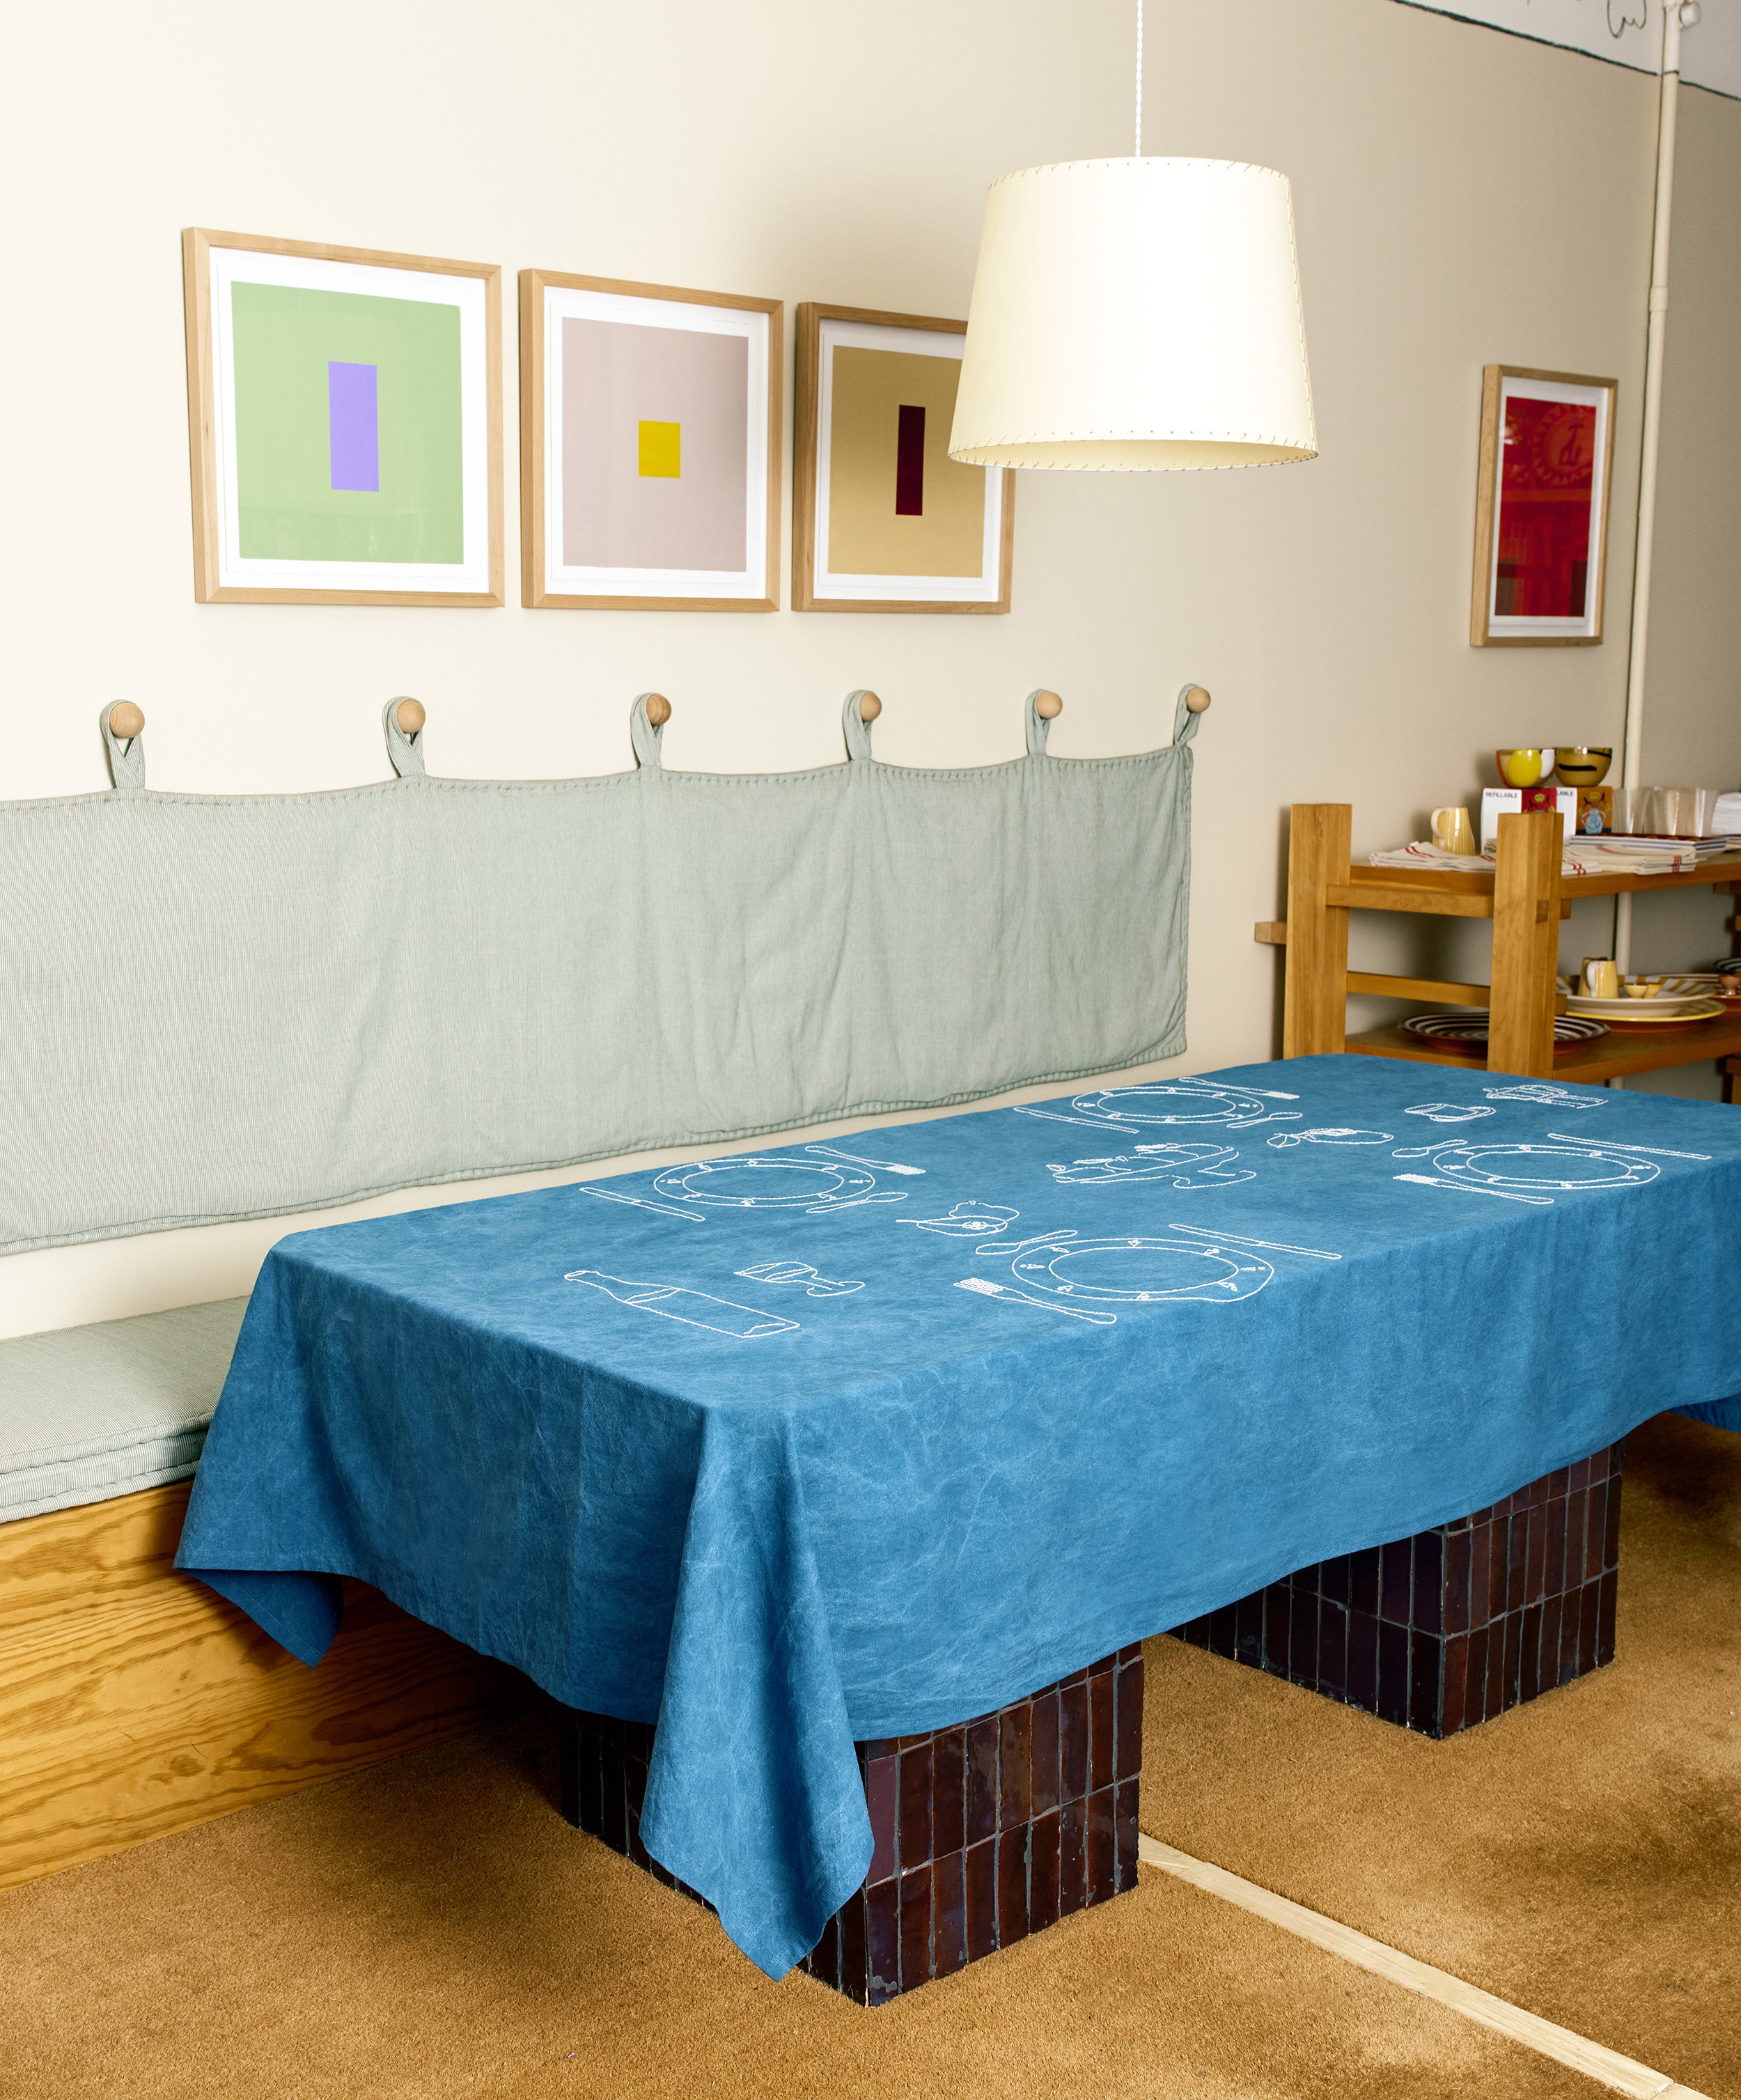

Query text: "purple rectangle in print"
[895, 403, 925, 516]
[327, 361, 379, 492]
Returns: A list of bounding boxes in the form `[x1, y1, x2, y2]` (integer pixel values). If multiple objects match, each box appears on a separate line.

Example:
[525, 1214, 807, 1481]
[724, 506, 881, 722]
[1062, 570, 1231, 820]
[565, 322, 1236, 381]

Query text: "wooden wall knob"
[109, 702, 146, 739]
[858, 692, 882, 723]
[1183, 685, 1212, 715]
[644, 693, 671, 726]
[1034, 691, 1063, 720]
[395, 699, 426, 735]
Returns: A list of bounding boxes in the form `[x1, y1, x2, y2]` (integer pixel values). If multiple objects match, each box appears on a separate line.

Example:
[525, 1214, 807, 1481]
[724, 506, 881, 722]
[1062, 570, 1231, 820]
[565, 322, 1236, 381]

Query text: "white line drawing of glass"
[1045, 1142, 1254, 1190]
[954, 1276, 1117, 1324]
[1405, 1103, 1496, 1123]
[900, 1201, 1020, 1236]
[1389, 1140, 1658, 1193]
[1006, 1232, 1275, 1305]
[576, 1185, 706, 1222]
[564, 1270, 799, 1337]
[1265, 1128, 1392, 1149]
[735, 1260, 864, 1297]
[1164, 1224, 1341, 1261]
[1394, 1174, 1553, 1207]
[805, 1144, 926, 1176]
[649, 1158, 905, 1215]
[1483, 1084, 1606, 1109]
[1545, 1132, 1709, 1160]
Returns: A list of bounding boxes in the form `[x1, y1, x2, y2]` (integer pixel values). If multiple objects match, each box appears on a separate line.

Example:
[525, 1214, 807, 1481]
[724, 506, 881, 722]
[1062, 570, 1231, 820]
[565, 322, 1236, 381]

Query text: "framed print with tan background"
[520, 273, 781, 611]
[794, 304, 1013, 614]
[1469, 364, 1616, 647]
[182, 229, 502, 606]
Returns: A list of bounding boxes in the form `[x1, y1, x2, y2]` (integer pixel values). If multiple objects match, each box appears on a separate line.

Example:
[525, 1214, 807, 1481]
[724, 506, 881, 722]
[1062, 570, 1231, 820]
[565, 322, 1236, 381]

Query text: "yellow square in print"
[638, 420, 682, 479]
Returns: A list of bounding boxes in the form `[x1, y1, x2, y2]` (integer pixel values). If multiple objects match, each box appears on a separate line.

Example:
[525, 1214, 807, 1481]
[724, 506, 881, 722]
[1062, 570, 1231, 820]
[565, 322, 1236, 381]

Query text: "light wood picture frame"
[793, 302, 1014, 614]
[1469, 364, 1617, 648]
[182, 228, 503, 607]
[520, 272, 781, 612]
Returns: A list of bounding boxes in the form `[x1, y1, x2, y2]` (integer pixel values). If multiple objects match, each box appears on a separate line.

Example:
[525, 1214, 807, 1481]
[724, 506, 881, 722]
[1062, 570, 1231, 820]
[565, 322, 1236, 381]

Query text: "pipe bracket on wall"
[384, 698, 427, 779]
[100, 703, 146, 792]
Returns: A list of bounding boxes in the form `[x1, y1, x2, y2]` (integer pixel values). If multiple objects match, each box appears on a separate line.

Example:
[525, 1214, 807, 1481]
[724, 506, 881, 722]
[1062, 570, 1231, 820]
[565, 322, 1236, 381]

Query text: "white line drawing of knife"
[577, 1186, 704, 1222]
[1545, 1132, 1710, 1159]
[1166, 1224, 1342, 1261]
[806, 1144, 926, 1176]
[1395, 1174, 1553, 1206]
[955, 1277, 1116, 1325]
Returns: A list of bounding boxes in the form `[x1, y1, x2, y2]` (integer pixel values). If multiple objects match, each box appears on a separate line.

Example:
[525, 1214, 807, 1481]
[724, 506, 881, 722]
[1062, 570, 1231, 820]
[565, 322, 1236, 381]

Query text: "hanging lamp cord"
[1134, 0, 1144, 157]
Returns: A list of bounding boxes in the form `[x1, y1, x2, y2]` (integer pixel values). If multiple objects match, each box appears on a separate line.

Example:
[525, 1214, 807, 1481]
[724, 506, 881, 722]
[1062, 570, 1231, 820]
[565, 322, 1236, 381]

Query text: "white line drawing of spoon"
[954, 1277, 1117, 1325]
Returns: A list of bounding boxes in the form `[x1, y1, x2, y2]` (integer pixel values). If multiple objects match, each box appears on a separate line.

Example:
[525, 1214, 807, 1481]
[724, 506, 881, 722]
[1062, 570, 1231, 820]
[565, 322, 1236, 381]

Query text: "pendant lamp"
[948, 4, 1316, 472]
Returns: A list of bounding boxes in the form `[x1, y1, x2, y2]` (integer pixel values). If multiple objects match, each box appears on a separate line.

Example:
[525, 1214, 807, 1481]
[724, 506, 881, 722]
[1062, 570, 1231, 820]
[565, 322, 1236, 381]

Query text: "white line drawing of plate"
[1045, 1142, 1254, 1190]
[735, 1260, 864, 1297]
[1265, 1128, 1391, 1149]
[900, 1201, 1020, 1236]
[1007, 1232, 1275, 1306]
[1389, 1141, 1658, 1192]
[1062, 1082, 1302, 1132]
[1483, 1084, 1606, 1109]
[649, 1158, 904, 1214]
[1405, 1104, 1495, 1123]
[564, 1270, 799, 1337]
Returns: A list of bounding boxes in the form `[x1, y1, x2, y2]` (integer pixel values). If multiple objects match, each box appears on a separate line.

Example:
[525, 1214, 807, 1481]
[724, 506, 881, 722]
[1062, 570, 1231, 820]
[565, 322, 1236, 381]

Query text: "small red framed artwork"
[1469, 365, 1616, 648]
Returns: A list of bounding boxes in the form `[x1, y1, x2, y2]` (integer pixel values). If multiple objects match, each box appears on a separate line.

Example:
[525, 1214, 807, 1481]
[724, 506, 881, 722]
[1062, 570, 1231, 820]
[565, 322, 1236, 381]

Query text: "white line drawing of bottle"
[735, 1260, 864, 1298]
[1045, 1142, 1254, 1190]
[1405, 1103, 1495, 1123]
[564, 1270, 799, 1338]
[900, 1201, 1020, 1236]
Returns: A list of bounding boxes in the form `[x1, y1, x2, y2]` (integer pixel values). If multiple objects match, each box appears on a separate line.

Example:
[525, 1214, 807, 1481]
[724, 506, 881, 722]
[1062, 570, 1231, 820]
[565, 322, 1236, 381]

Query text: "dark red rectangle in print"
[895, 404, 926, 515]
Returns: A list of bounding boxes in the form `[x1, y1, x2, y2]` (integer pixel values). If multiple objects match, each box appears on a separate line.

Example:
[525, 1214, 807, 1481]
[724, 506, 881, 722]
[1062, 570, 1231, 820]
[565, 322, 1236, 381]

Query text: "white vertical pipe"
[1614, 1, 1694, 981]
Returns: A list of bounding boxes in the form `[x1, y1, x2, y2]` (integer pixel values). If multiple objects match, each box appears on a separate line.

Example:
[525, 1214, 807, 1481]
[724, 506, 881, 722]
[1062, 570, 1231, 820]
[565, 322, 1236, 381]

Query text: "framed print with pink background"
[1469, 364, 1616, 647]
[520, 272, 781, 611]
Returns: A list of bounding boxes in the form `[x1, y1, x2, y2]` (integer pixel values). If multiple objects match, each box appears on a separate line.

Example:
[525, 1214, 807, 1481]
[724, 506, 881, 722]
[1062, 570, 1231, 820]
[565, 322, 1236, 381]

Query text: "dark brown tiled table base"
[558, 1645, 1143, 2005]
[1170, 1445, 1622, 1737]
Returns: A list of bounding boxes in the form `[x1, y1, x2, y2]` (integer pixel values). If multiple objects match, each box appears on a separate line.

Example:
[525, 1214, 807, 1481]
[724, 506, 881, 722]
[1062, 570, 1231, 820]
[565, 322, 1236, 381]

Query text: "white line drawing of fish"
[735, 1260, 864, 1298]
[1405, 1103, 1495, 1123]
[900, 1201, 1020, 1237]
[806, 1144, 926, 1176]
[1483, 1084, 1606, 1108]
[1046, 1142, 1254, 1190]
[1394, 1174, 1553, 1207]
[1265, 1128, 1392, 1149]
[564, 1271, 799, 1337]
[953, 1277, 1118, 1325]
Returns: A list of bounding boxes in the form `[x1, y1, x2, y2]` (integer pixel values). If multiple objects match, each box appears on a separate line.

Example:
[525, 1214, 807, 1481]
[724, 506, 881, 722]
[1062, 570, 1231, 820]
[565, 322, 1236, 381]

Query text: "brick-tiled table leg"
[558, 1644, 1143, 2005]
[1170, 1444, 1622, 1736]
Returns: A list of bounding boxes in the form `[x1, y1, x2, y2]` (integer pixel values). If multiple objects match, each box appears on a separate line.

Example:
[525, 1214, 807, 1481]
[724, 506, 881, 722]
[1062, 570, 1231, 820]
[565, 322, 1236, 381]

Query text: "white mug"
[1431, 807, 1476, 855]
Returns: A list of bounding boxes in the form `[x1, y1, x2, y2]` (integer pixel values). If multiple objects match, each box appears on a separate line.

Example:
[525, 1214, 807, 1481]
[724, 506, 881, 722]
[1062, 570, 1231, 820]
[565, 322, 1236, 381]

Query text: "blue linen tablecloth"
[177, 1055, 1741, 1975]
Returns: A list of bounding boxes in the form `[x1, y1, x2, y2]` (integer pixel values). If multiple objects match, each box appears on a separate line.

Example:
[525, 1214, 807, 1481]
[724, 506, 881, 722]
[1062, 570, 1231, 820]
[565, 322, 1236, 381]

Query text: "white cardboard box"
[1481, 786, 1577, 848]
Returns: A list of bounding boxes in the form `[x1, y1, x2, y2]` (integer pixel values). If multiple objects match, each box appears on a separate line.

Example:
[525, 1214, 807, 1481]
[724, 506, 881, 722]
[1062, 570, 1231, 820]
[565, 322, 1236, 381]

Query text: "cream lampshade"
[948, 157, 1317, 472]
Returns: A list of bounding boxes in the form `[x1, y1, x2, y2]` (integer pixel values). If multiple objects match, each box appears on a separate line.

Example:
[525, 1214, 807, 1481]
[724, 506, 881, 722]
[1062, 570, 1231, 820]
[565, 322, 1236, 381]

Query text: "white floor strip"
[1137, 1835, 1710, 2100]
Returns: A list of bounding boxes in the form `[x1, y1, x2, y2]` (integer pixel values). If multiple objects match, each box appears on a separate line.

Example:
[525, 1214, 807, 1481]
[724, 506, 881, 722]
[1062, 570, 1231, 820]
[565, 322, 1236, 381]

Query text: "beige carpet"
[0, 1710, 1602, 2100]
[1142, 1410, 1741, 2100]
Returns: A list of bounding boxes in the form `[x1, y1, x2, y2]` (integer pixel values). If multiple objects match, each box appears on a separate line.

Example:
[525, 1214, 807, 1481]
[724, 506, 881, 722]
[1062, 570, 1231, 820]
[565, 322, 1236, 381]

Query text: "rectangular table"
[177, 1055, 1741, 1978]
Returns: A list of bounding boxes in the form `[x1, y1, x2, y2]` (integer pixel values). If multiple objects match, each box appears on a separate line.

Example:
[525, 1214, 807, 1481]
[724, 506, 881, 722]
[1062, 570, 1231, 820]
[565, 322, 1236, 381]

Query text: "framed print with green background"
[520, 272, 781, 610]
[183, 229, 502, 605]
[1469, 364, 1616, 647]
[794, 303, 1013, 614]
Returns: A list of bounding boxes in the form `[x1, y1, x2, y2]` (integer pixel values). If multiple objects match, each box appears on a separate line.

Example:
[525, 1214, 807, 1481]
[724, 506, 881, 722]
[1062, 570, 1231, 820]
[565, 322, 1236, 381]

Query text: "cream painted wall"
[3, 0, 1719, 1336]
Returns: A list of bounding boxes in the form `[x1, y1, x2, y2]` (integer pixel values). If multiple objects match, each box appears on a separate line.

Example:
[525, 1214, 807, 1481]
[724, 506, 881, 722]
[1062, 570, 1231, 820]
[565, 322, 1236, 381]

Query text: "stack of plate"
[1566, 982, 1725, 1026]
[1402, 1013, 1608, 1055]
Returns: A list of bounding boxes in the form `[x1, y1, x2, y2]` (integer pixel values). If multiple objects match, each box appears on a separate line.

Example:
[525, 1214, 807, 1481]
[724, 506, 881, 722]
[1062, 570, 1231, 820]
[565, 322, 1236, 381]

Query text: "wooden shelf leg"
[1283, 805, 1351, 1057]
[1487, 810, 1561, 1078]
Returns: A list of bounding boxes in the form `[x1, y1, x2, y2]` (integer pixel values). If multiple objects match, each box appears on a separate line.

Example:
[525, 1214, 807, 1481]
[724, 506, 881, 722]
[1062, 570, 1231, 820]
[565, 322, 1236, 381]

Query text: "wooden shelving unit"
[1266, 803, 1741, 1082]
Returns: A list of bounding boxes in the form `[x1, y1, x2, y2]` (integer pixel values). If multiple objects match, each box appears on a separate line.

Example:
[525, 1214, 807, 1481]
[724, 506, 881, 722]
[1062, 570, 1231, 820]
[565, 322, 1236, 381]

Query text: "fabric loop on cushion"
[630, 696, 665, 773]
[841, 692, 875, 763]
[382, 699, 426, 780]
[1025, 690, 1053, 757]
[100, 705, 146, 793]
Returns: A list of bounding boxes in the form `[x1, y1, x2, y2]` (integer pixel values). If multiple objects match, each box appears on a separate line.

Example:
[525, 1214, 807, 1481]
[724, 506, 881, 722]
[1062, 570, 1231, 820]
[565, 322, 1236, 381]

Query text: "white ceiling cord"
[1135, 0, 1145, 157]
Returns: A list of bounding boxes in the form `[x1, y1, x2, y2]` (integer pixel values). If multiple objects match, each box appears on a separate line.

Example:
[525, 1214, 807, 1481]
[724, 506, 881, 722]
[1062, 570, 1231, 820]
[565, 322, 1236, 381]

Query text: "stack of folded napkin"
[1368, 838, 1701, 876]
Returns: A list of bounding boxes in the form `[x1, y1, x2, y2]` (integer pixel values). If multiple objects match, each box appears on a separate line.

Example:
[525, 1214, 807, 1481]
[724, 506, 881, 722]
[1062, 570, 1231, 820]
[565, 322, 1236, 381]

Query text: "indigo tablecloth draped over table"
[178, 1057, 1741, 1975]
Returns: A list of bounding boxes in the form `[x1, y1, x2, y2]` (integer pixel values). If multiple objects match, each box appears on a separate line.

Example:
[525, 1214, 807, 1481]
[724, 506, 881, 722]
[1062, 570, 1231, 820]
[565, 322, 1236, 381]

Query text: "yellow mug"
[1582, 958, 1619, 999]
[1431, 807, 1476, 855]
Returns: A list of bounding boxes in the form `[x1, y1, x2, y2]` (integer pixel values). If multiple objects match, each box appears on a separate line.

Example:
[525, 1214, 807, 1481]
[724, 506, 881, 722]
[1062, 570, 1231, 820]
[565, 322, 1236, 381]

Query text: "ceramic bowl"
[1496, 747, 1554, 788]
[1555, 747, 1612, 788]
